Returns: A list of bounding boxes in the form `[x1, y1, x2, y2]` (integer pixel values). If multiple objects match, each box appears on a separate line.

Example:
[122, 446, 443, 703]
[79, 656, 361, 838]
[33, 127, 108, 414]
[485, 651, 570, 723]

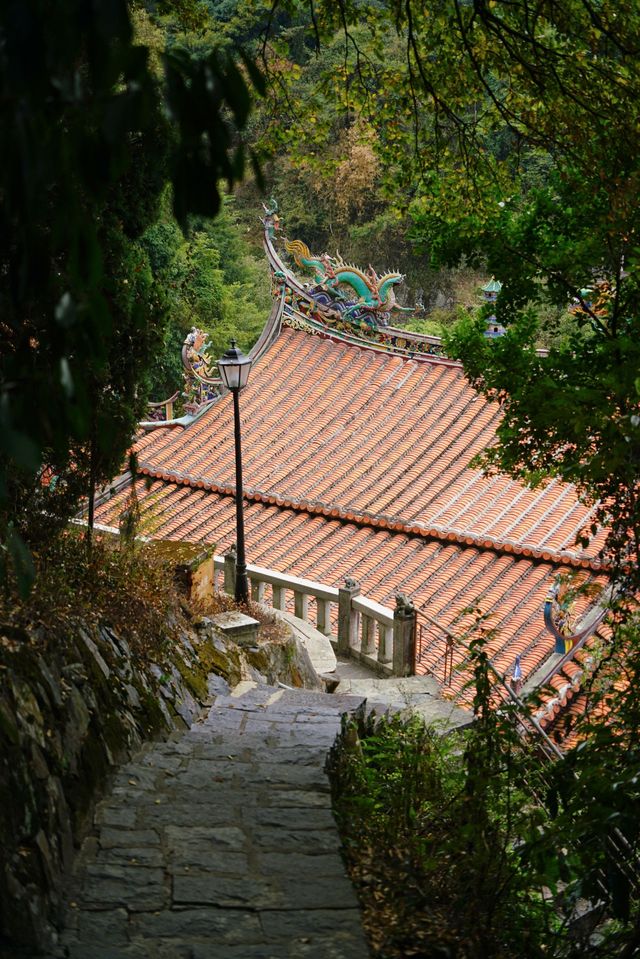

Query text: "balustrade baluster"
[251, 579, 265, 603]
[361, 614, 376, 655]
[294, 591, 309, 621]
[350, 610, 361, 652]
[316, 599, 333, 636]
[378, 624, 393, 664]
[272, 586, 286, 610]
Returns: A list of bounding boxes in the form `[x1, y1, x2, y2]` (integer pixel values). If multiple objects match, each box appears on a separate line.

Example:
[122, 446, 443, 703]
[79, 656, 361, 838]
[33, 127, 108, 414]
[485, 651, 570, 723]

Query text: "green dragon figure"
[284, 238, 413, 319]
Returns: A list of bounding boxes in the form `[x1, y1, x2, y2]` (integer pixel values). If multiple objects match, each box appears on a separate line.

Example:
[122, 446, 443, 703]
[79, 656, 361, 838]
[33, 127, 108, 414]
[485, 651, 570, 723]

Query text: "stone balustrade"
[352, 595, 394, 666]
[214, 553, 416, 676]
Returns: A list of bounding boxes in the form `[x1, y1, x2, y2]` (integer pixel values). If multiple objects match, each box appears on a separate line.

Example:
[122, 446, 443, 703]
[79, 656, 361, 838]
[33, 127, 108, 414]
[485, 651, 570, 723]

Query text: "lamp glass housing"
[218, 340, 252, 391]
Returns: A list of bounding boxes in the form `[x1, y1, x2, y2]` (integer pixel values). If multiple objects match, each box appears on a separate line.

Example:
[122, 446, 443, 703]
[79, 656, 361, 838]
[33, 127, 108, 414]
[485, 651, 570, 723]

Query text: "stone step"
[56, 677, 370, 959]
[335, 675, 473, 731]
[210, 681, 366, 712]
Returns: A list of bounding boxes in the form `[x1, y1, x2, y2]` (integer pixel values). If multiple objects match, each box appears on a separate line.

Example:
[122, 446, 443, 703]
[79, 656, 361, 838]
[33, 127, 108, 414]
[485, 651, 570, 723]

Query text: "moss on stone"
[196, 639, 242, 687]
[288, 665, 304, 688]
[171, 654, 208, 702]
[138, 689, 168, 735]
[140, 540, 213, 565]
[246, 647, 271, 673]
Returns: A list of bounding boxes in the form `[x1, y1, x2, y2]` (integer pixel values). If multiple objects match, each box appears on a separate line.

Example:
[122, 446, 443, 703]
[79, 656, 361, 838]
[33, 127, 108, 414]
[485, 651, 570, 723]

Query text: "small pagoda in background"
[481, 277, 506, 338]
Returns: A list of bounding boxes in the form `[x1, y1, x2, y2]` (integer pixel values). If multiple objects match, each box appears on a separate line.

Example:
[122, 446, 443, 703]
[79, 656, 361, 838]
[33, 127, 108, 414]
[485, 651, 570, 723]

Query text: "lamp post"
[218, 340, 253, 604]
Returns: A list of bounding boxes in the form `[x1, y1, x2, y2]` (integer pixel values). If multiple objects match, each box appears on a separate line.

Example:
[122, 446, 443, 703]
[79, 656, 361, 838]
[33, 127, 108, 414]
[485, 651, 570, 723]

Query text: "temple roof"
[135, 327, 600, 564]
[97, 319, 606, 705]
[98, 476, 598, 702]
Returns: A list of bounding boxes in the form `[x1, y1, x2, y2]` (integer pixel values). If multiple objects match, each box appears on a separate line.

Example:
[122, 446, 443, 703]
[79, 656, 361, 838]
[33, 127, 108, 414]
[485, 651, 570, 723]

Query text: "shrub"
[0, 530, 182, 659]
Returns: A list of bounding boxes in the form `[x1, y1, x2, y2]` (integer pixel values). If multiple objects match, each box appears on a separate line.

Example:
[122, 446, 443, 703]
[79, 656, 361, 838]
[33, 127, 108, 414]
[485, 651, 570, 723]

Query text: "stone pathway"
[334, 675, 473, 729]
[55, 681, 372, 959]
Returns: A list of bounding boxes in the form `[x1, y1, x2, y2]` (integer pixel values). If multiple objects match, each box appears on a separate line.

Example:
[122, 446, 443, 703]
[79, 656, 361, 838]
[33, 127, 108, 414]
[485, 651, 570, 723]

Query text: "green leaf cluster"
[0, 0, 265, 581]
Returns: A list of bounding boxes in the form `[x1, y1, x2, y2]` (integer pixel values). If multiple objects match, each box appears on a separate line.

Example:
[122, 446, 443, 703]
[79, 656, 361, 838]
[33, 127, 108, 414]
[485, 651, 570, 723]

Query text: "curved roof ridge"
[263, 215, 550, 363]
[136, 461, 604, 571]
[282, 303, 464, 367]
[263, 217, 457, 363]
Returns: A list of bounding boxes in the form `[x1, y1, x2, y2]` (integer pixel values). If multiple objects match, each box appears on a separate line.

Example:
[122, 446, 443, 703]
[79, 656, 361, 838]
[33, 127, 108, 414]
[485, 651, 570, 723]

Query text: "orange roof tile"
[135, 328, 604, 562]
[95, 477, 591, 706]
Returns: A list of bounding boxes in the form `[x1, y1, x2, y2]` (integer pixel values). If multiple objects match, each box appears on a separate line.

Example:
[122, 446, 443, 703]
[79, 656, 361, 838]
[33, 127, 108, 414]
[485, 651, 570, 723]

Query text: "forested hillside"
[140, 191, 270, 401]
[143, 0, 582, 346]
[135, 2, 495, 341]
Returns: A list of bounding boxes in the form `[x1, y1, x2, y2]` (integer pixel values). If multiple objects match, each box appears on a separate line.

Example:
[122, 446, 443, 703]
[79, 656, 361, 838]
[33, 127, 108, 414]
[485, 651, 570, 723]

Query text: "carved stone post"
[392, 593, 417, 677]
[224, 545, 237, 596]
[338, 577, 360, 657]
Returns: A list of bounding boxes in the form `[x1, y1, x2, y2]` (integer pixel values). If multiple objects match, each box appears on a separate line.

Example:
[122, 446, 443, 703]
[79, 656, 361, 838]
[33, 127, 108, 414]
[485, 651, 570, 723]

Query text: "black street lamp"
[218, 340, 253, 604]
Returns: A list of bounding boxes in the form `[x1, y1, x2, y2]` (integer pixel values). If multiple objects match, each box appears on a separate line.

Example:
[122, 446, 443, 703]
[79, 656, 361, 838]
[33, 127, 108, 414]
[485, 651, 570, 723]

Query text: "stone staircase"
[53, 681, 374, 959]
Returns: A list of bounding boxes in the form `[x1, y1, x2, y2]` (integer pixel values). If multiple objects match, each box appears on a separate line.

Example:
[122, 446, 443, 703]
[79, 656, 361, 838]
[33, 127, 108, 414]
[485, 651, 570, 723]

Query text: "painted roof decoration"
[143, 328, 223, 428]
[95, 207, 609, 728]
[283, 237, 412, 327]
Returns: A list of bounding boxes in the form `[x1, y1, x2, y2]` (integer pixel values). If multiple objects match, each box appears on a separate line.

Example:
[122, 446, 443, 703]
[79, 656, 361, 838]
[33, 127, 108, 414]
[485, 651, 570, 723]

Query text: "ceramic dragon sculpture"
[284, 238, 413, 325]
[544, 573, 607, 655]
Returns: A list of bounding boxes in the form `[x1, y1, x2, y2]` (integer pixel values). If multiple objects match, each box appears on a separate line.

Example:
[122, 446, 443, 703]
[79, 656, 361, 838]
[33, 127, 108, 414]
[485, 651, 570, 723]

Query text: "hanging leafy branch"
[0, 0, 265, 588]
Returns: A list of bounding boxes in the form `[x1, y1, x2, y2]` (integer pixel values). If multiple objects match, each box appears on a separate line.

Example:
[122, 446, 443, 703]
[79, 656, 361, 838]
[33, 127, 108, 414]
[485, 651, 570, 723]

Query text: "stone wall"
[0, 607, 319, 956]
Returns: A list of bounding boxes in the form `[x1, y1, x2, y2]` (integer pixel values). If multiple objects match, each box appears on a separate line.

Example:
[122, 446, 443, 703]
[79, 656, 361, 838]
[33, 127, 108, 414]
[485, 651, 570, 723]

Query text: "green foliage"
[519, 612, 640, 951]
[0, 0, 264, 583]
[246, 0, 640, 335]
[444, 304, 640, 581]
[329, 701, 550, 958]
[330, 618, 640, 956]
[139, 192, 271, 401]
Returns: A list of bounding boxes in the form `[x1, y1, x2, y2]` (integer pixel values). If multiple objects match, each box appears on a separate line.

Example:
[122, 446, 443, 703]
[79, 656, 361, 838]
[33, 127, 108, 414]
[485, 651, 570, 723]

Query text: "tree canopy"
[253, 0, 640, 585]
[0, 0, 265, 587]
